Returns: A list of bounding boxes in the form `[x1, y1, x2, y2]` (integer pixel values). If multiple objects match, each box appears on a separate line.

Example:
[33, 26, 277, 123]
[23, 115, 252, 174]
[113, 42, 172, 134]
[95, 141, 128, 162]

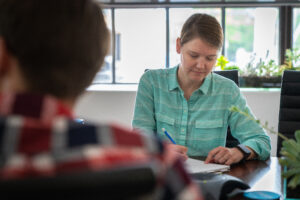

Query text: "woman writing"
[132, 13, 271, 165]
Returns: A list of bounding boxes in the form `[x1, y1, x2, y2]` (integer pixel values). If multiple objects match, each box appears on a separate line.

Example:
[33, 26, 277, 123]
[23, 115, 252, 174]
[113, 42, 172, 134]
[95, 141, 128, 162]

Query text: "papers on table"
[185, 158, 230, 174]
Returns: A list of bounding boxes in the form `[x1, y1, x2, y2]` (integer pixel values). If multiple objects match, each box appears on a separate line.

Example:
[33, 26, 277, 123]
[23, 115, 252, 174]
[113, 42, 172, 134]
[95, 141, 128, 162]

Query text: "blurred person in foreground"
[0, 0, 202, 199]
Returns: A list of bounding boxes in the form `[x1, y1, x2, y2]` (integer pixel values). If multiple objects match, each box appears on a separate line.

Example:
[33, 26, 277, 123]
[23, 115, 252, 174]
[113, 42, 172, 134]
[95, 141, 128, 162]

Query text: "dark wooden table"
[226, 157, 282, 199]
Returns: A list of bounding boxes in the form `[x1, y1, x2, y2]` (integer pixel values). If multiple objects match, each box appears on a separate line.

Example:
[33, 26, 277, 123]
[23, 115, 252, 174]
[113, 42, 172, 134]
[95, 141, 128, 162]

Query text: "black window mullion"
[111, 8, 116, 84]
[279, 6, 293, 65]
[221, 7, 225, 56]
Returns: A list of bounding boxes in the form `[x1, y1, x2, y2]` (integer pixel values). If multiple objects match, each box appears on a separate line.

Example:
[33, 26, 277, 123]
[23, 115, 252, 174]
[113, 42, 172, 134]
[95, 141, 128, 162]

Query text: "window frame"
[96, 0, 300, 84]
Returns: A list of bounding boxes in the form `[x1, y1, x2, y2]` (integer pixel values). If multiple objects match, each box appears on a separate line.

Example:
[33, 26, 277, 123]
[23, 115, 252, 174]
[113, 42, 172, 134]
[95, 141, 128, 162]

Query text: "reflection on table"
[190, 156, 283, 200]
[227, 157, 282, 200]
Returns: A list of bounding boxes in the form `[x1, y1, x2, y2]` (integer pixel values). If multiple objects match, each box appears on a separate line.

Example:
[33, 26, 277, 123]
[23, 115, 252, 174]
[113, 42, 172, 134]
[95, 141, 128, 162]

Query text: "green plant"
[216, 55, 240, 71]
[241, 51, 280, 77]
[280, 48, 300, 73]
[256, 59, 281, 77]
[241, 54, 258, 76]
[216, 55, 229, 70]
[230, 106, 300, 189]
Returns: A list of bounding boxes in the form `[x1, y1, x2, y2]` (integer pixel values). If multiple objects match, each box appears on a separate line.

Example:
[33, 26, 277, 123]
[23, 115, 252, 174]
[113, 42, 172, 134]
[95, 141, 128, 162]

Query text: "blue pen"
[162, 128, 176, 144]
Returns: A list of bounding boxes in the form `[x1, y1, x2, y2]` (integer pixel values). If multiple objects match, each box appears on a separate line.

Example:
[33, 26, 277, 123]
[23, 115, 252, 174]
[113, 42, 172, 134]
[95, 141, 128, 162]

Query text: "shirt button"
[181, 129, 185, 132]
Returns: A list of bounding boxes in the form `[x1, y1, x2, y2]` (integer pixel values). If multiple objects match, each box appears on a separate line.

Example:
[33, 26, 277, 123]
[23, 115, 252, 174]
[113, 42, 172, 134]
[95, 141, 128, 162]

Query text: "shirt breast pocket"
[189, 119, 226, 154]
[155, 113, 176, 140]
[195, 119, 224, 129]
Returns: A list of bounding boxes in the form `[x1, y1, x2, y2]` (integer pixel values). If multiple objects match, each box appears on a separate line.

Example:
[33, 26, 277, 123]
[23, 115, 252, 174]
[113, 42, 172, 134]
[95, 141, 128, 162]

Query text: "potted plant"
[216, 54, 282, 88]
[238, 51, 281, 88]
[216, 55, 239, 71]
[279, 48, 300, 73]
[230, 106, 300, 199]
[240, 48, 300, 88]
[217, 49, 300, 88]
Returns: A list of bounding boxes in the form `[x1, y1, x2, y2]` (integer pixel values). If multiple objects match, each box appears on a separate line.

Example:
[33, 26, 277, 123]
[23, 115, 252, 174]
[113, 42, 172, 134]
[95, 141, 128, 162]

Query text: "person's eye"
[190, 54, 198, 58]
[206, 57, 215, 61]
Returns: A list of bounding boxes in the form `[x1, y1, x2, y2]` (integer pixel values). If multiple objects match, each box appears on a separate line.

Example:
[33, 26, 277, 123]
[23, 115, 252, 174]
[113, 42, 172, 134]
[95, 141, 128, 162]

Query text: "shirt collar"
[198, 72, 212, 95]
[167, 65, 212, 94]
[168, 65, 181, 91]
[0, 92, 74, 121]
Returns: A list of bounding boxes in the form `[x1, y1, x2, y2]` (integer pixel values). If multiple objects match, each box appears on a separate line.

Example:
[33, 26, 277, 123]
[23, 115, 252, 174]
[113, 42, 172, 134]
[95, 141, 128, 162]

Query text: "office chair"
[277, 70, 300, 156]
[0, 163, 156, 199]
[213, 70, 239, 87]
[213, 70, 240, 148]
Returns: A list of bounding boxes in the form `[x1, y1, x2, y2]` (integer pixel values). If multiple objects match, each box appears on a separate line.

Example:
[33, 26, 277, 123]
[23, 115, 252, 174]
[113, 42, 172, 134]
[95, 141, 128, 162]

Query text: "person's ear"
[176, 37, 181, 54]
[0, 38, 11, 77]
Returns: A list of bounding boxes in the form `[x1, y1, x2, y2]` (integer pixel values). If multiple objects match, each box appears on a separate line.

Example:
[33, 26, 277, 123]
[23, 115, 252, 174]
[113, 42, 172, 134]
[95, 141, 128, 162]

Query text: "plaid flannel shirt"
[0, 93, 202, 200]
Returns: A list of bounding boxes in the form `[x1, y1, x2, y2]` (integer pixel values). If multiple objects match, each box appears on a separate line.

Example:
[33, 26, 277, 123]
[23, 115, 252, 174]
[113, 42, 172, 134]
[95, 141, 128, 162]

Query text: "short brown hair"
[180, 13, 223, 49]
[0, 0, 109, 99]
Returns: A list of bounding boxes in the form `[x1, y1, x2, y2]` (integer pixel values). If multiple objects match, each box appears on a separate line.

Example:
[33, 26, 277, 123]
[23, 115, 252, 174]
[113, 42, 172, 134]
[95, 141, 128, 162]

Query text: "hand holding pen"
[162, 128, 188, 161]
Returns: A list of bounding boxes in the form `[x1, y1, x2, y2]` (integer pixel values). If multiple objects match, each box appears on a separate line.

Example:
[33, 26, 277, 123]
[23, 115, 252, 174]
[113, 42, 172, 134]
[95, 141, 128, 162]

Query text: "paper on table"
[185, 158, 230, 174]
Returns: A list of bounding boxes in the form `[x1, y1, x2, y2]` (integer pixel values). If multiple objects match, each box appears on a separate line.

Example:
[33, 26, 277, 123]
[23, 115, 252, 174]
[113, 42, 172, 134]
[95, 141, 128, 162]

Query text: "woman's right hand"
[166, 144, 188, 161]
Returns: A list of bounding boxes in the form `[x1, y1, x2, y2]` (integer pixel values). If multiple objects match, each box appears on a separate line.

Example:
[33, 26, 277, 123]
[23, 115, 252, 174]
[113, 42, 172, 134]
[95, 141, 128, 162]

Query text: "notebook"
[185, 158, 230, 174]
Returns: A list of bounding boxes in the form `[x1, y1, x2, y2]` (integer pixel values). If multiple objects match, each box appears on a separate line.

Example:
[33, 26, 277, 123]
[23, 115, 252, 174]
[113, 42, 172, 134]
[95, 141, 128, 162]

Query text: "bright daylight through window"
[293, 8, 300, 68]
[93, 1, 297, 87]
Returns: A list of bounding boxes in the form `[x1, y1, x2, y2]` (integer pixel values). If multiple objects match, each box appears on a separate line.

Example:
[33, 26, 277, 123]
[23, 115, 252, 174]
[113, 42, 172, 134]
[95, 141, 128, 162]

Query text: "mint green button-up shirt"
[132, 66, 271, 160]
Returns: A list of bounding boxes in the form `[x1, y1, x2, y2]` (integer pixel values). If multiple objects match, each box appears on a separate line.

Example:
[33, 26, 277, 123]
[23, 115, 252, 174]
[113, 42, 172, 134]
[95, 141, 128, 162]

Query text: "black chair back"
[277, 70, 300, 156]
[213, 70, 240, 147]
[0, 163, 156, 199]
[213, 70, 239, 86]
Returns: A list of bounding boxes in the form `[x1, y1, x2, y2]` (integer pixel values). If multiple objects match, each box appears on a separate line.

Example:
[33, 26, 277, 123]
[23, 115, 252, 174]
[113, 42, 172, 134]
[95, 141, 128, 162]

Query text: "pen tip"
[162, 128, 165, 131]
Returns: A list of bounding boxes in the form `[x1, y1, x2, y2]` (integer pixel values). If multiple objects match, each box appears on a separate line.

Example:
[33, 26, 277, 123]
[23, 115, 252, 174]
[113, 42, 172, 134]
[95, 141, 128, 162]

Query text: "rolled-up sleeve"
[228, 85, 271, 160]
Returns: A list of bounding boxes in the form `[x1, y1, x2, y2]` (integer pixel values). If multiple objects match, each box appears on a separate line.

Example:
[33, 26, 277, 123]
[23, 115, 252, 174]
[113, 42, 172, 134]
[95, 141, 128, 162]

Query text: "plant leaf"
[280, 140, 300, 160]
[295, 130, 300, 143]
[287, 174, 300, 189]
[282, 168, 300, 178]
[279, 157, 300, 168]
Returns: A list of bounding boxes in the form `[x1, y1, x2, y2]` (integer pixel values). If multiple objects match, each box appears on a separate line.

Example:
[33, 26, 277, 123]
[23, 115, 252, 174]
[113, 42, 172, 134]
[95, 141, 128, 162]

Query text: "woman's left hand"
[204, 146, 244, 165]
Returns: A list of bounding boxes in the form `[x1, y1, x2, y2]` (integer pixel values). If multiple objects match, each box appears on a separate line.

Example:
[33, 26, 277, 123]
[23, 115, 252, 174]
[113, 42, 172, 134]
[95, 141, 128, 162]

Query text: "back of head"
[180, 13, 223, 50]
[0, 0, 109, 99]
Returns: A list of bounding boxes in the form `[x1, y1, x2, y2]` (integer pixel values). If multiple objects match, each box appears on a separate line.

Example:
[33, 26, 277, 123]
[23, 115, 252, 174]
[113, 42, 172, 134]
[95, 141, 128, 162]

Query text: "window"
[169, 8, 221, 67]
[293, 7, 300, 67]
[93, 1, 297, 85]
[115, 0, 152, 2]
[226, 0, 276, 1]
[225, 8, 279, 70]
[293, 8, 300, 49]
[94, 9, 113, 84]
[170, 0, 222, 2]
[114, 9, 166, 83]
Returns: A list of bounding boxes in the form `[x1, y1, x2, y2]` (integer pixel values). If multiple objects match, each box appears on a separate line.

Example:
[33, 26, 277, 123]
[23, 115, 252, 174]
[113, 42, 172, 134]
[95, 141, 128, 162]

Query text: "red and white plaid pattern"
[0, 93, 203, 200]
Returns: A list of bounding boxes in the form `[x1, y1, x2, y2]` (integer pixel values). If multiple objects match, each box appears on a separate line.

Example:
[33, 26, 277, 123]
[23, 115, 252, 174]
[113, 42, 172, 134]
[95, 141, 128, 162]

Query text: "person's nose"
[195, 57, 206, 69]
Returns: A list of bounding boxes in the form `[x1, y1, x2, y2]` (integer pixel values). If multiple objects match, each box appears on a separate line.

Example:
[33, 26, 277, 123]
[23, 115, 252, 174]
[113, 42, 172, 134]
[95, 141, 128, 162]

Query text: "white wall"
[75, 90, 137, 127]
[74, 87, 280, 156]
[241, 89, 280, 156]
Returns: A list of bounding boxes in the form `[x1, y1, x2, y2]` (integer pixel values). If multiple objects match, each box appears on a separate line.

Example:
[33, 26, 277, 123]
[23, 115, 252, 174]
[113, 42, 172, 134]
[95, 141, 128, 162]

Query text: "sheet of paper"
[184, 158, 230, 174]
